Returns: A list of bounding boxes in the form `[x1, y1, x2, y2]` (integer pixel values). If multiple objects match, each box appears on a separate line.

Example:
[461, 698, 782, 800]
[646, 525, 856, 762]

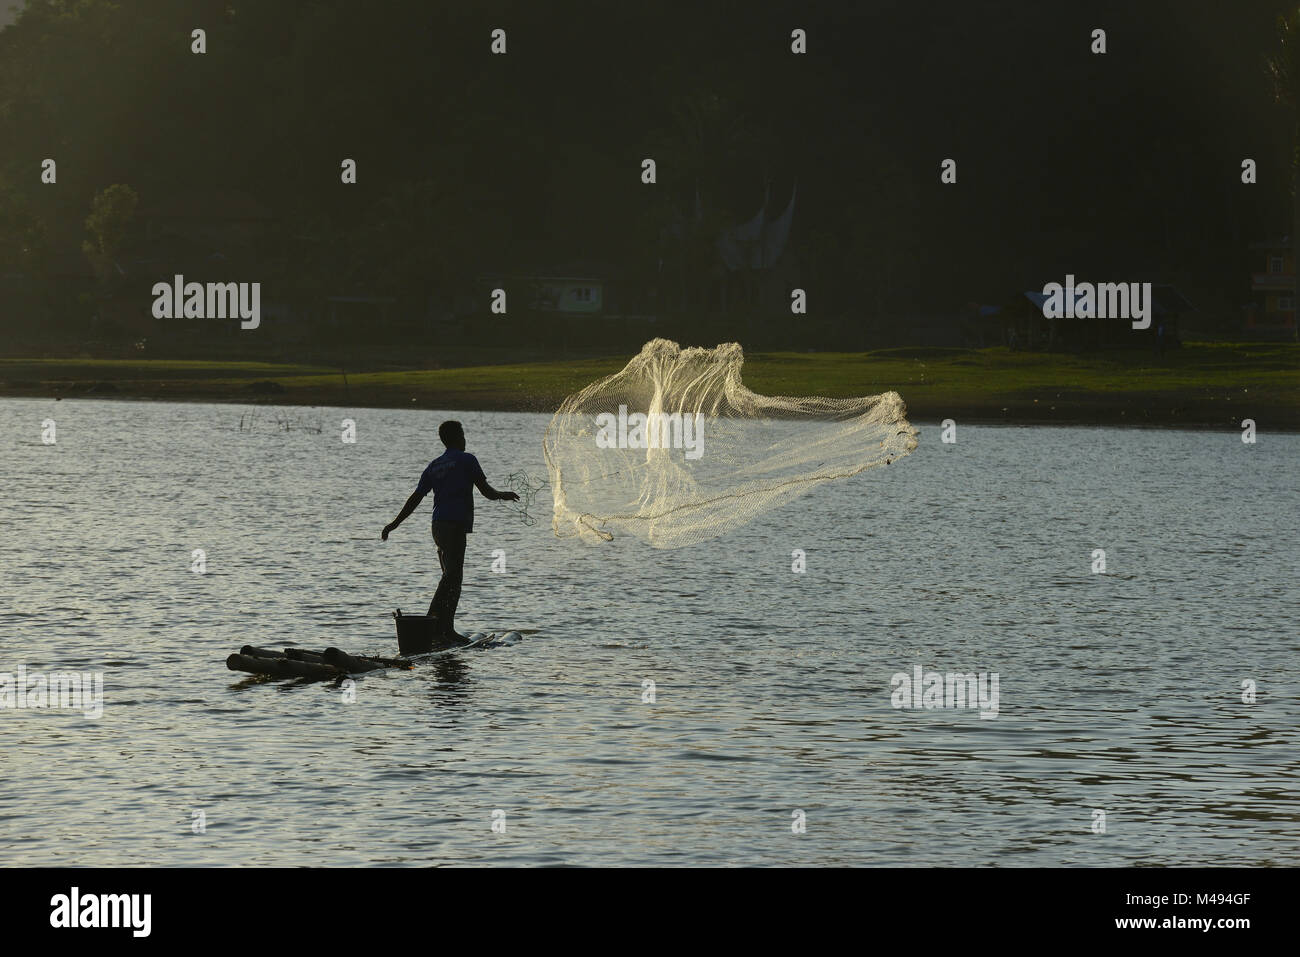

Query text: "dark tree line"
[0, 0, 1294, 357]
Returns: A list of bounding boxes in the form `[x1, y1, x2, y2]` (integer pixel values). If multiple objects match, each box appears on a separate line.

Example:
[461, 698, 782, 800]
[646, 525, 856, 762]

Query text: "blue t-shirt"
[416, 449, 486, 532]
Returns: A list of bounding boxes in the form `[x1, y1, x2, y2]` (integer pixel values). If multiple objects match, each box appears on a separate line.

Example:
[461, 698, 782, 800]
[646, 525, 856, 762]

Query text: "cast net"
[542, 339, 917, 548]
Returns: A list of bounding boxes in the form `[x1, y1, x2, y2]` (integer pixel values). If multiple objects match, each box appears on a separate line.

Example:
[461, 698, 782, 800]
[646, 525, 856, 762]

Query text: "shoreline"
[1, 390, 1288, 432]
[1, 344, 1296, 430]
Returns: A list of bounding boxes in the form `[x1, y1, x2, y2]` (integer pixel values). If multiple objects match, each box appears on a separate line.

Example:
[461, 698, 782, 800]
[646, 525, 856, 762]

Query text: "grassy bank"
[1, 343, 1296, 429]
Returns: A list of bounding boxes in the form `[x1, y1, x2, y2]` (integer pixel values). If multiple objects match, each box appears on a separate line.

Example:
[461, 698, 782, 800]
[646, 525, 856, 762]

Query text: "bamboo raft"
[226, 645, 412, 682]
[227, 613, 528, 682]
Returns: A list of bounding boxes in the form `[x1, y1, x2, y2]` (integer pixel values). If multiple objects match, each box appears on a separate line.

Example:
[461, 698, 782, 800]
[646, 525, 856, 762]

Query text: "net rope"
[503, 470, 548, 527]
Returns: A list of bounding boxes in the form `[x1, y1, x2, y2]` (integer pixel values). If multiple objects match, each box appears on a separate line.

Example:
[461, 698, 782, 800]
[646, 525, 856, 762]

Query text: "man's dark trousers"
[429, 520, 468, 632]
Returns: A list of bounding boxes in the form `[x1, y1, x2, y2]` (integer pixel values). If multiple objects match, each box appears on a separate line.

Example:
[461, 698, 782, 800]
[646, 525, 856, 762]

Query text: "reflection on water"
[1, 398, 1297, 865]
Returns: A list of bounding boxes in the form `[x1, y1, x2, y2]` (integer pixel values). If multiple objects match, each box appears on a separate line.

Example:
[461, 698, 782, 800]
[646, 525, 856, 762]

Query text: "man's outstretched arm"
[382, 489, 427, 540]
[474, 476, 519, 502]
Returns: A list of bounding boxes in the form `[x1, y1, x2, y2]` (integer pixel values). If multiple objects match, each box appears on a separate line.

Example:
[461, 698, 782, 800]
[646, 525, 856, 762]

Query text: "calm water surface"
[1, 398, 1297, 865]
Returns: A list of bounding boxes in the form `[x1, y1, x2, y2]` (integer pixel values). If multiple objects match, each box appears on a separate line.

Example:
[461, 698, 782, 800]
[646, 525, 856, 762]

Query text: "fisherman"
[382, 420, 518, 642]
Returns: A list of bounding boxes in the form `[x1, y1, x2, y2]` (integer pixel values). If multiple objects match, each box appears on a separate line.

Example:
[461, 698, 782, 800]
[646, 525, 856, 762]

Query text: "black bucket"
[393, 610, 438, 656]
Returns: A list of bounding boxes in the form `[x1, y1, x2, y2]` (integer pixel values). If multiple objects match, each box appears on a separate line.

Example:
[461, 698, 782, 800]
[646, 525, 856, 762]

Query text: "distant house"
[529, 271, 607, 315]
[476, 262, 641, 318]
[1245, 239, 1296, 337]
[659, 181, 798, 314]
[715, 183, 796, 273]
[963, 303, 1004, 347]
[1002, 284, 1192, 351]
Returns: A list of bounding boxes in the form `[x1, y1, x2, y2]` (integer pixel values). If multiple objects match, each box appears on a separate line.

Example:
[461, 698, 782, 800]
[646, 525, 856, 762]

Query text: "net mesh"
[543, 339, 918, 548]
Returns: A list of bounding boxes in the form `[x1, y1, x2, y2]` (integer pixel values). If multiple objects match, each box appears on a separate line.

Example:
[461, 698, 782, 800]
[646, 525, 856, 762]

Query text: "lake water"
[2, 398, 1297, 866]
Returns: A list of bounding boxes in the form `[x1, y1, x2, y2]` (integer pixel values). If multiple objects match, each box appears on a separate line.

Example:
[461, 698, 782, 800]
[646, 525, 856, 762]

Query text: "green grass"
[2, 342, 1296, 428]
[738, 343, 1300, 429]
